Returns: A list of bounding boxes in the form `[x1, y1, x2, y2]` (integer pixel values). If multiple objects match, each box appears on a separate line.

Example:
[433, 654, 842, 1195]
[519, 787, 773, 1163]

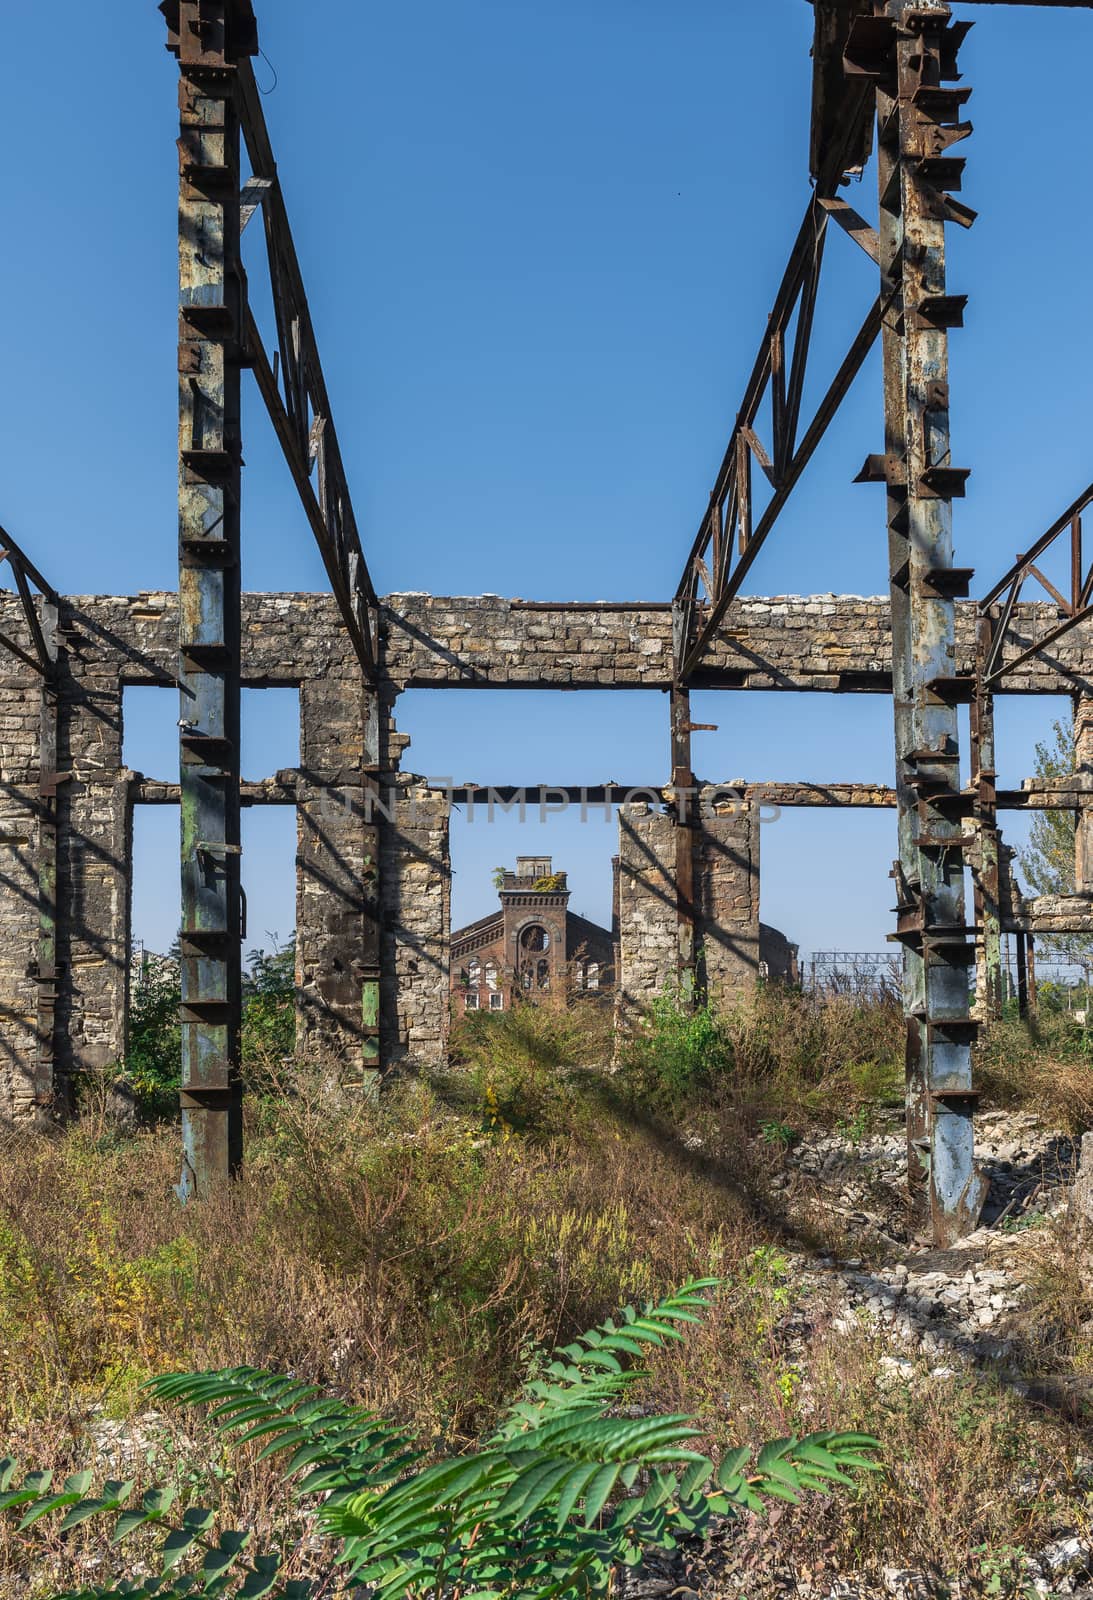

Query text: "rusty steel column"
[971, 614, 1002, 1018]
[671, 603, 698, 1007]
[36, 601, 60, 1116]
[1015, 930, 1029, 1016]
[874, 1, 985, 1244]
[166, 0, 256, 1197]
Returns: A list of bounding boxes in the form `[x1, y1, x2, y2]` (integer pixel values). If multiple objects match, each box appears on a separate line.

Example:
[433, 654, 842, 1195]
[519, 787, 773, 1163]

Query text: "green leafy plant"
[626, 988, 731, 1101]
[121, 938, 297, 1116]
[836, 1105, 870, 1146]
[0, 1281, 879, 1599]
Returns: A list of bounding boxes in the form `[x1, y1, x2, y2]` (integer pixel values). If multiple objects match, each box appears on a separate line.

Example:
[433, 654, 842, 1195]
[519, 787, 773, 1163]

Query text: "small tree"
[1018, 718, 1093, 965]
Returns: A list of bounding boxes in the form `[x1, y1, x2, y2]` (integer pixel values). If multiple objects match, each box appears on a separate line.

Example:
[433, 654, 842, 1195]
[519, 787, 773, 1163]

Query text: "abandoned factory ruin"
[5, 0, 1093, 1250]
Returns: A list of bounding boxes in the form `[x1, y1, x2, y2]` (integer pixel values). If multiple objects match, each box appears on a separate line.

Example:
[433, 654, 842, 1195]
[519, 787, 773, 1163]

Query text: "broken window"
[465, 992, 479, 1010]
[489, 992, 503, 1011]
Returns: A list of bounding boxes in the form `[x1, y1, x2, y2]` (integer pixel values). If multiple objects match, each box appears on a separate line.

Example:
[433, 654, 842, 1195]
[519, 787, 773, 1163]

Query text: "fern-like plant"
[0, 1279, 879, 1599]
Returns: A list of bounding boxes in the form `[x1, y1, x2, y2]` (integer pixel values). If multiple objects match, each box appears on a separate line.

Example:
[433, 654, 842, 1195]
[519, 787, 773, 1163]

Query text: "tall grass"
[2, 985, 1091, 1595]
[622, 981, 904, 1130]
[975, 1009, 1093, 1132]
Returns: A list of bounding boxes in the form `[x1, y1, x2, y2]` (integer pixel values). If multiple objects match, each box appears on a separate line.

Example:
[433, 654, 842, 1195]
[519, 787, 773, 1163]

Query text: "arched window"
[518, 925, 550, 991]
[586, 961, 599, 992]
[484, 961, 498, 990]
[574, 963, 585, 992]
[468, 957, 481, 986]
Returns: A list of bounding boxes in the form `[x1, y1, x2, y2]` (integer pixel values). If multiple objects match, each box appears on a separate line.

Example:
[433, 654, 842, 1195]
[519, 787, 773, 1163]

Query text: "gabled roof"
[451, 909, 504, 954]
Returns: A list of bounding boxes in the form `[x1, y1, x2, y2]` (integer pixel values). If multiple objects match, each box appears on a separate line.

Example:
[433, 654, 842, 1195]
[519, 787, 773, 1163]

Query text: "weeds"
[622, 982, 903, 1131]
[3, 984, 1092, 1595]
[975, 1010, 1093, 1133]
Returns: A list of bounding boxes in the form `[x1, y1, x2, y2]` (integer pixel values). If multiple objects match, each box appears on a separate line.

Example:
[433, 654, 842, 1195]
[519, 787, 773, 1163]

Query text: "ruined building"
[450, 857, 615, 1013]
[9, 0, 1093, 1248]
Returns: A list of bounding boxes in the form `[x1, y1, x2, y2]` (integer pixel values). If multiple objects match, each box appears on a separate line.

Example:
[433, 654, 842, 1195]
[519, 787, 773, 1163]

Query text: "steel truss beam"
[978, 482, 1093, 684]
[233, 44, 382, 1080]
[235, 62, 380, 678]
[673, 200, 885, 684]
[673, 49, 887, 690]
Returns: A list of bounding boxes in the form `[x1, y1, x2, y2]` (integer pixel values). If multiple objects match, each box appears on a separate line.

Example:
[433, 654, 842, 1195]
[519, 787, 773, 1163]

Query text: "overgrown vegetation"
[975, 1007, 1093, 1133]
[0, 1284, 879, 1598]
[118, 939, 296, 1120]
[621, 980, 904, 1132]
[5, 983, 1093, 1597]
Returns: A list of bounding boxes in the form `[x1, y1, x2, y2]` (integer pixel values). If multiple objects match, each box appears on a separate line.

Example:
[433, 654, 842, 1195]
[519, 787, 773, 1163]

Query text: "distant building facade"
[758, 923, 800, 985]
[450, 856, 615, 1014]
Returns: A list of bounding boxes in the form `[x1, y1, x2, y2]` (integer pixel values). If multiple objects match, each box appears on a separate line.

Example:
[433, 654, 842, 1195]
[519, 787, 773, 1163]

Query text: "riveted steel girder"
[874, 1, 986, 1244]
[165, 0, 256, 1198]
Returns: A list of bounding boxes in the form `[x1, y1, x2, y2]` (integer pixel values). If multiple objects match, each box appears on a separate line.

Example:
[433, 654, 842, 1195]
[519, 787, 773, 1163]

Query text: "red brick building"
[450, 856, 615, 1014]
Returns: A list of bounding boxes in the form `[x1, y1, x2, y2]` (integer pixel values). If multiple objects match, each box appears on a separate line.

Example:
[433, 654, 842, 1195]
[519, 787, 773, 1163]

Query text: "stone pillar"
[379, 777, 450, 1070]
[297, 677, 380, 1081]
[0, 651, 45, 1120]
[695, 792, 760, 1006]
[615, 794, 760, 1020]
[54, 665, 130, 1095]
[1074, 693, 1093, 893]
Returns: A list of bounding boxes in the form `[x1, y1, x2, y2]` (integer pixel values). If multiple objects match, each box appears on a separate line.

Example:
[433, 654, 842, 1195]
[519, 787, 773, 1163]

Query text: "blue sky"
[4, 1, 1091, 959]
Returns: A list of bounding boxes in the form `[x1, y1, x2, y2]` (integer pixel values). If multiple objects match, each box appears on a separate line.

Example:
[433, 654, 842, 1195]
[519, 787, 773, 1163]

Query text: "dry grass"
[3, 990, 1093, 1596]
[975, 1010, 1093, 1133]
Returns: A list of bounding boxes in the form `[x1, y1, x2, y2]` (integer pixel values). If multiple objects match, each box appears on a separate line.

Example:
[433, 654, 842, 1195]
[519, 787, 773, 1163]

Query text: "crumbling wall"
[4, 584, 1093, 1120]
[380, 778, 451, 1070]
[381, 594, 1093, 695]
[615, 795, 760, 1020]
[54, 625, 131, 1092]
[695, 798, 760, 1004]
[0, 659, 43, 1117]
[296, 675, 376, 1075]
[615, 805, 678, 1020]
[0, 592, 454, 1117]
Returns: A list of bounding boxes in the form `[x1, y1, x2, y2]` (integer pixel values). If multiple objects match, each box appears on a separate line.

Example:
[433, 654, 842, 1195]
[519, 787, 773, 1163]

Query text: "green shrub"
[119, 939, 297, 1120]
[449, 1001, 609, 1139]
[625, 988, 731, 1102]
[0, 1282, 878, 1599]
[622, 983, 902, 1128]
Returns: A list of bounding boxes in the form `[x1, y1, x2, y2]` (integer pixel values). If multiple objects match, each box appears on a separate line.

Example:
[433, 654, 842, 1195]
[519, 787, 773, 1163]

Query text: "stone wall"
[0, 592, 451, 1118]
[380, 593, 1093, 696]
[380, 778, 451, 1070]
[615, 795, 760, 1019]
[2, 584, 1092, 1117]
